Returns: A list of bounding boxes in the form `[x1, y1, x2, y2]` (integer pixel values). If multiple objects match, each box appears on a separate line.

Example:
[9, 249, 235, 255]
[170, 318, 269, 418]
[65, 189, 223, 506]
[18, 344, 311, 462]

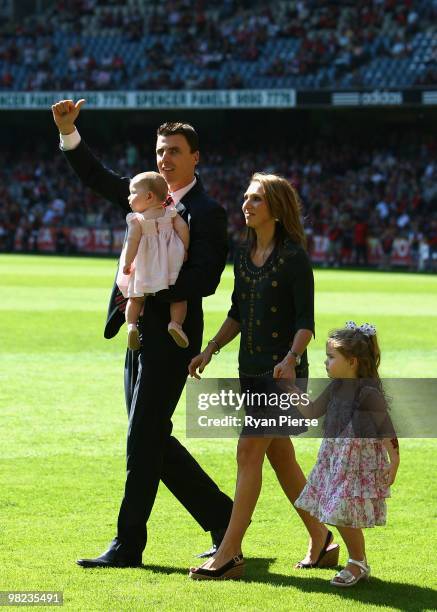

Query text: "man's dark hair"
[157, 122, 199, 153]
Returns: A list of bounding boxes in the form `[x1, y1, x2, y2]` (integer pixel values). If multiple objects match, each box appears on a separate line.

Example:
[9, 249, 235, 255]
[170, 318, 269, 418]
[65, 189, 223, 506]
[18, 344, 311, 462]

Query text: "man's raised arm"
[51, 98, 130, 210]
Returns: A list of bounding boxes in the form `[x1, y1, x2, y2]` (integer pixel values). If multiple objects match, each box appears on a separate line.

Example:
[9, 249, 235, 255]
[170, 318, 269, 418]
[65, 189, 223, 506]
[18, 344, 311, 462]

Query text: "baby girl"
[116, 171, 190, 350]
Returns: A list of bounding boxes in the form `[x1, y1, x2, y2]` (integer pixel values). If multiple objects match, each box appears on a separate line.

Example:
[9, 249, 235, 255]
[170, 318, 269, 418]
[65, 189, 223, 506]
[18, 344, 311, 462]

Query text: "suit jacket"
[63, 140, 228, 347]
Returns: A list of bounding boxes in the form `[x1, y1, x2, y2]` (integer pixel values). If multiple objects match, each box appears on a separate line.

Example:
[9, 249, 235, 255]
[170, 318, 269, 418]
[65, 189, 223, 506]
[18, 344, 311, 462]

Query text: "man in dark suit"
[51, 99, 233, 567]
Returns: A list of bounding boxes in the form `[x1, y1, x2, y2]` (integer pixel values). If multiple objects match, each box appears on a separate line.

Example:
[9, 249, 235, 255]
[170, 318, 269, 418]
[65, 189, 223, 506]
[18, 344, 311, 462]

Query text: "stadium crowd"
[1, 136, 436, 271]
[0, 0, 436, 90]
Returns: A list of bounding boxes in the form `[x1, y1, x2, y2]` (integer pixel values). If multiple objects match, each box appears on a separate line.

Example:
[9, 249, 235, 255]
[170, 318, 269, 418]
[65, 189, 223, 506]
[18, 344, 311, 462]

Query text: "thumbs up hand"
[51, 98, 86, 135]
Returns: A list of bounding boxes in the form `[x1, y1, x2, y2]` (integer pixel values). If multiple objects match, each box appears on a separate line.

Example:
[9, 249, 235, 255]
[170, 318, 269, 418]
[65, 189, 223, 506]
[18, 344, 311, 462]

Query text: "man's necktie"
[164, 193, 174, 207]
[164, 193, 188, 221]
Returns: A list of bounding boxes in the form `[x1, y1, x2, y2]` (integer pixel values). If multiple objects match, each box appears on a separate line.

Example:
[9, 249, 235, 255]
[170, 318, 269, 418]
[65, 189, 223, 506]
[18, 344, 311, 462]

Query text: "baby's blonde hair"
[131, 171, 167, 202]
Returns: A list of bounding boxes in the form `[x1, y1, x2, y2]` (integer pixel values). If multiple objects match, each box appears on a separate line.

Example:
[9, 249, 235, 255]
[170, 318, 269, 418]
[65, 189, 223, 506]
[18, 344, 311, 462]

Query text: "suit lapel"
[175, 200, 187, 216]
[176, 174, 204, 225]
[178, 175, 203, 213]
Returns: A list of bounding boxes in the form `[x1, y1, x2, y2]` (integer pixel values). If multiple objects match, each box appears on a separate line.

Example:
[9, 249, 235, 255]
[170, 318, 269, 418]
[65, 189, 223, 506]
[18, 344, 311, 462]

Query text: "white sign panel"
[0, 90, 296, 110]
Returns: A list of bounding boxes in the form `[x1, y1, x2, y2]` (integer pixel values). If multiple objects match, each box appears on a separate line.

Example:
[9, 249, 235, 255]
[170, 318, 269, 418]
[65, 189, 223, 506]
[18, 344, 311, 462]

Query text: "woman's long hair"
[245, 173, 306, 251]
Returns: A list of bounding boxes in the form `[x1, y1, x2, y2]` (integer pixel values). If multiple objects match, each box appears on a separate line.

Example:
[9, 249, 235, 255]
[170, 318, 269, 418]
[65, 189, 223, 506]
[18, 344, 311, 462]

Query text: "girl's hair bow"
[345, 320, 377, 337]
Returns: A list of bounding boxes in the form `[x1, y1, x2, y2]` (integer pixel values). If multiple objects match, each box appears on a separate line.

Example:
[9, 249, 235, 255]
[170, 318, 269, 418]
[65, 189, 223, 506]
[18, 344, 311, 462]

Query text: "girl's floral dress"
[295, 382, 391, 528]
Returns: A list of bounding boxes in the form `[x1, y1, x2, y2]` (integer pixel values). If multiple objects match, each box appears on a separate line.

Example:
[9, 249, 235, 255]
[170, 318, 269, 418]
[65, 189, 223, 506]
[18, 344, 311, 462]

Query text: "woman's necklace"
[253, 242, 274, 265]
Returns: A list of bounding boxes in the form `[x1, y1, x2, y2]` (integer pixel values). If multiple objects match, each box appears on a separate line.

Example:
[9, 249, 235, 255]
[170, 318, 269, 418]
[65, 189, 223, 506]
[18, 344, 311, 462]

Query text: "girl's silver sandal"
[330, 558, 370, 587]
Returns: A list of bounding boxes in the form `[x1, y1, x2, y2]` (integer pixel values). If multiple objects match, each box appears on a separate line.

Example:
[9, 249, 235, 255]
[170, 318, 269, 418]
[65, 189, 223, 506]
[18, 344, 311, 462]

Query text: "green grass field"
[1, 255, 436, 611]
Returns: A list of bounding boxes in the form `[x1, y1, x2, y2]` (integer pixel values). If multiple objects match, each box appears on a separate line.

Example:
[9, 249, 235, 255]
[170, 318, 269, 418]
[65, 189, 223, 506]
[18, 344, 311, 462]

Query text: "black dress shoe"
[196, 528, 227, 558]
[76, 548, 142, 568]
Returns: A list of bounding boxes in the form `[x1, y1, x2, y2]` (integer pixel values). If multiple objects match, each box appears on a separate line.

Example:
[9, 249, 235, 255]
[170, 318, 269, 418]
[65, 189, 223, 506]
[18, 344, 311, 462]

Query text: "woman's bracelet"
[207, 339, 221, 355]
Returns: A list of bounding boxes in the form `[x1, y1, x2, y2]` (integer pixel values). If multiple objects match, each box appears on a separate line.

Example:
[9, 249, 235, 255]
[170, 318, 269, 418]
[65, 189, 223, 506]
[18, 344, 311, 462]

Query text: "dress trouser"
[112, 341, 233, 558]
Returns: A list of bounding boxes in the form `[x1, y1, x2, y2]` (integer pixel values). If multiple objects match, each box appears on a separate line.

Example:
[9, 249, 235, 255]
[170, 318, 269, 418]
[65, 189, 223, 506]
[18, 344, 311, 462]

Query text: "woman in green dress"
[188, 173, 339, 580]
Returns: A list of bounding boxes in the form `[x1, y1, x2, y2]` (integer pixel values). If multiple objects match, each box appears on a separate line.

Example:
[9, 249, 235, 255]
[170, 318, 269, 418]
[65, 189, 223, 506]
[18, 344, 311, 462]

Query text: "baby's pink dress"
[116, 205, 185, 298]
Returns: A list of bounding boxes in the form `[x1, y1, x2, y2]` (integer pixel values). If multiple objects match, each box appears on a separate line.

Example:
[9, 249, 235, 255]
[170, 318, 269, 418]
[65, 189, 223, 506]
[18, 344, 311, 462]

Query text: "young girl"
[294, 321, 399, 587]
[116, 171, 190, 350]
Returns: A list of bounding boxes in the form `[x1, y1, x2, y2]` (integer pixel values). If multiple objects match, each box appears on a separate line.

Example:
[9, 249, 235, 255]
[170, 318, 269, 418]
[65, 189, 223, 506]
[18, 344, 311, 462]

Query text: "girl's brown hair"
[328, 327, 381, 380]
[246, 173, 306, 251]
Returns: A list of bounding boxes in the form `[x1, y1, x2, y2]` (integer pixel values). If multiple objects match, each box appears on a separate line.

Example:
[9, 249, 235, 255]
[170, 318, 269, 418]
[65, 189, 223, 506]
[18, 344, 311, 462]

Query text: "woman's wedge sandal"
[330, 558, 370, 587]
[189, 555, 245, 580]
[295, 530, 340, 569]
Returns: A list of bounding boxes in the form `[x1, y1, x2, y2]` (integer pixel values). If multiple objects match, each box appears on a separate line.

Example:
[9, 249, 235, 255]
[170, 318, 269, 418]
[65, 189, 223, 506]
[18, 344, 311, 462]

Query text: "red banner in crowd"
[14, 226, 412, 266]
[368, 237, 412, 266]
[14, 227, 126, 255]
